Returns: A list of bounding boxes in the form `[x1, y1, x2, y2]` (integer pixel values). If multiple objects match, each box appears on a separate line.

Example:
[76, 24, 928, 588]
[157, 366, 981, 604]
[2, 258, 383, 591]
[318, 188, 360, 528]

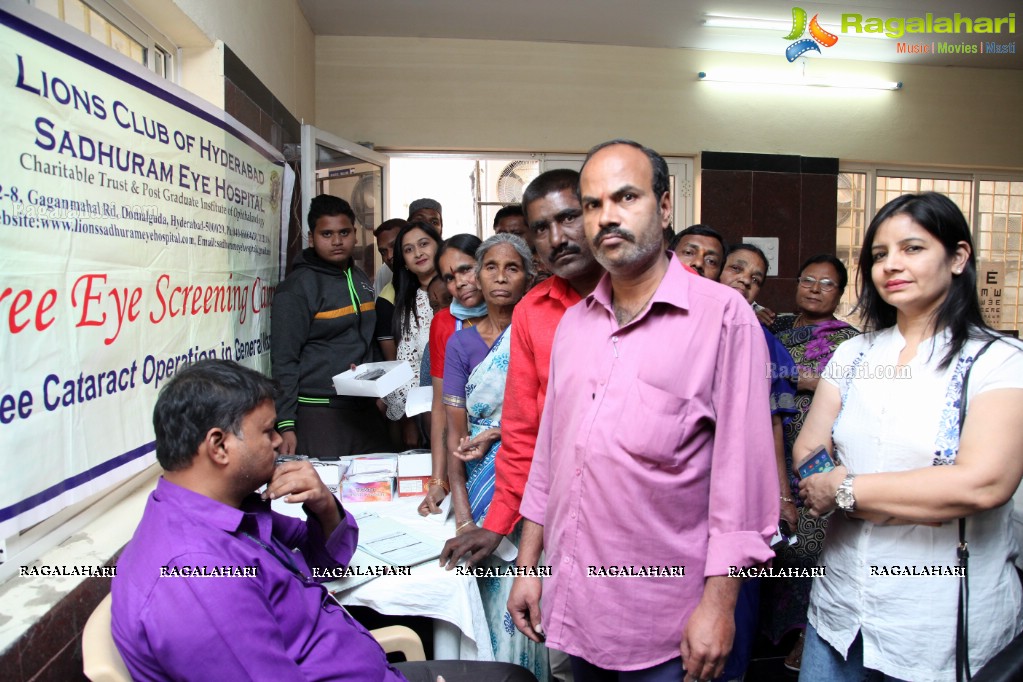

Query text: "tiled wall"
[0, 564, 115, 682]
[700, 151, 839, 315]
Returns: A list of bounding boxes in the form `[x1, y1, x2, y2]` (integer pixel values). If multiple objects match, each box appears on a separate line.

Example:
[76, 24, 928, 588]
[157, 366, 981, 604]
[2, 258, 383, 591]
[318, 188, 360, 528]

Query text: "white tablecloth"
[327, 496, 493, 661]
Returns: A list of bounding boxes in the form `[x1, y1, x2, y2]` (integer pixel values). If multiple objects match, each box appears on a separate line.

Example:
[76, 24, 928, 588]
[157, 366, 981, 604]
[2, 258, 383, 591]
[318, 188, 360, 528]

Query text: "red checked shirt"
[484, 276, 583, 535]
[519, 254, 779, 670]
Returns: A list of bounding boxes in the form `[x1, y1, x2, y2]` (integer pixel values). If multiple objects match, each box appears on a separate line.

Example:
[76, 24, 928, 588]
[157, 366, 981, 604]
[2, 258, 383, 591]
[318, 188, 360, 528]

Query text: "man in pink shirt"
[509, 140, 778, 682]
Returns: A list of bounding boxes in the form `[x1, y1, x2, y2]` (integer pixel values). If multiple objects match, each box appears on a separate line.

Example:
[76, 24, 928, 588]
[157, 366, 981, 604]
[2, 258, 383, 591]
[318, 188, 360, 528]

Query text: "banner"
[0, 6, 289, 537]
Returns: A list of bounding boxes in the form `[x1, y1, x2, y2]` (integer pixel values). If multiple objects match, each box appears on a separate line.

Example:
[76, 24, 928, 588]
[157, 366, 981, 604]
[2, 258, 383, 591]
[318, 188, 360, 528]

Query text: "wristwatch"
[835, 474, 857, 512]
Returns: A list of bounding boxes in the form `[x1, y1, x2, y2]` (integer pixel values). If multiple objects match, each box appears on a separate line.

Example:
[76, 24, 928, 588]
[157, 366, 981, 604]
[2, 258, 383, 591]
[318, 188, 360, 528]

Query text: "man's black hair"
[580, 139, 670, 203]
[493, 205, 525, 228]
[669, 224, 728, 257]
[522, 169, 581, 215]
[153, 359, 278, 471]
[307, 194, 356, 232]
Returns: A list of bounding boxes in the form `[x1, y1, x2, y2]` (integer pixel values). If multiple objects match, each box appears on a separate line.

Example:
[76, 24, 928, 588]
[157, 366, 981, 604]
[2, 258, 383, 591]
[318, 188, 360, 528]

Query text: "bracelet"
[428, 477, 450, 493]
[780, 496, 794, 503]
[455, 520, 474, 532]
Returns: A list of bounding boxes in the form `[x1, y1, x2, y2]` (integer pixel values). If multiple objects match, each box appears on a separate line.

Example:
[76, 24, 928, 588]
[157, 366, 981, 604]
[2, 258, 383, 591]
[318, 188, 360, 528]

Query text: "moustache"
[548, 243, 581, 264]
[593, 226, 635, 248]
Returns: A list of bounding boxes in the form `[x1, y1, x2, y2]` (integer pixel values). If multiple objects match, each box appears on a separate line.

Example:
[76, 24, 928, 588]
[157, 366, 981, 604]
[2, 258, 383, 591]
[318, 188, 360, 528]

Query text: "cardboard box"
[397, 476, 430, 497]
[333, 361, 413, 399]
[342, 476, 395, 503]
[396, 449, 432, 498]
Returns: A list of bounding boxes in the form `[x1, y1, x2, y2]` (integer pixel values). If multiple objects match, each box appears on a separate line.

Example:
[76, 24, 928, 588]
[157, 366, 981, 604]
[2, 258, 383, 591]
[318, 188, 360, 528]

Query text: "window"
[32, 0, 176, 79]
[835, 170, 1023, 334]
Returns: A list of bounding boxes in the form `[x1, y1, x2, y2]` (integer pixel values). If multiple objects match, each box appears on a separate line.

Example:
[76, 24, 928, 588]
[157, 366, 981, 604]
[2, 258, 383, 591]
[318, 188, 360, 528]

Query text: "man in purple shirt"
[509, 140, 779, 682]
[112, 359, 534, 682]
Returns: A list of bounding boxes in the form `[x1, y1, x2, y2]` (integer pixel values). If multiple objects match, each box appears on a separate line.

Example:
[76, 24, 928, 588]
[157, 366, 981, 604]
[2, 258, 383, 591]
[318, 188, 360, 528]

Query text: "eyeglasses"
[797, 276, 838, 292]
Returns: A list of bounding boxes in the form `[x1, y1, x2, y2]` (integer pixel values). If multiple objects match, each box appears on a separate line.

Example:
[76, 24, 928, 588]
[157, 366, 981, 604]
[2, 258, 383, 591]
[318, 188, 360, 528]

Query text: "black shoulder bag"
[956, 338, 1023, 682]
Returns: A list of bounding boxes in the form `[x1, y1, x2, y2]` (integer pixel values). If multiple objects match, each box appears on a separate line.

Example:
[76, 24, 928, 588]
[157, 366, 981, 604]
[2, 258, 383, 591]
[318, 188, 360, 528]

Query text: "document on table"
[353, 511, 441, 566]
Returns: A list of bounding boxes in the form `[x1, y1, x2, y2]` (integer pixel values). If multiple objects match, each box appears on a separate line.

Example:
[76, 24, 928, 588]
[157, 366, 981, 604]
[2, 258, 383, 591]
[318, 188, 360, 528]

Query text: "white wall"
[316, 36, 1023, 170]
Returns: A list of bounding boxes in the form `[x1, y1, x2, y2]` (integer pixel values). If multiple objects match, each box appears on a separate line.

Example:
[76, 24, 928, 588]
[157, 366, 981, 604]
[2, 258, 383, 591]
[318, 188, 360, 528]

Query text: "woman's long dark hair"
[392, 220, 442, 340]
[856, 192, 993, 368]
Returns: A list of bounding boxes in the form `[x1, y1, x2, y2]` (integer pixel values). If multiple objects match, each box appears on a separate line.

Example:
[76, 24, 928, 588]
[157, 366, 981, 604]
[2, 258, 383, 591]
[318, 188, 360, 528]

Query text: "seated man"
[112, 359, 535, 682]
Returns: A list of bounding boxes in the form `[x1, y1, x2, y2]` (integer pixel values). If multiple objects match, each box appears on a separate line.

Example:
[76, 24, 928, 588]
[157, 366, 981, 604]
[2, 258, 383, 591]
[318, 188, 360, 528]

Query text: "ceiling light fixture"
[697, 70, 902, 91]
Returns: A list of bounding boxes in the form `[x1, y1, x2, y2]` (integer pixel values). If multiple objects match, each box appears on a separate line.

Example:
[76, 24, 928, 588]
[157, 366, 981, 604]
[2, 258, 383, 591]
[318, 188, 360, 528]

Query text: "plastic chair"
[82, 593, 427, 681]
[82, 594, 130, 682]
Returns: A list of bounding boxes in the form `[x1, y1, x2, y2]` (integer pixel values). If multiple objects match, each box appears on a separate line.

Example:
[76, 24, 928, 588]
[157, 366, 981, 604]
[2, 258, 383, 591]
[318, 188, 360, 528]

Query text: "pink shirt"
[485, 276, 582, 535]
[520, 254, 779, 670]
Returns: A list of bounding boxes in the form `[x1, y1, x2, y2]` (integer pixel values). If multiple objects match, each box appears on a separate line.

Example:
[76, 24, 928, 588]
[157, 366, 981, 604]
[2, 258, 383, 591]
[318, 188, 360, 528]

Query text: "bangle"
[428, 477, 450, 493]
[780, 496, 794, 503]
[456, 520, 473, 532]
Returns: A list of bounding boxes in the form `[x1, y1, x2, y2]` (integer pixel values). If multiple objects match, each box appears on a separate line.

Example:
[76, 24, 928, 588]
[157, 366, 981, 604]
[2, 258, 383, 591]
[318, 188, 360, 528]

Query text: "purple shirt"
[112, 478, 405, 681]
[520, 254, 779, 670]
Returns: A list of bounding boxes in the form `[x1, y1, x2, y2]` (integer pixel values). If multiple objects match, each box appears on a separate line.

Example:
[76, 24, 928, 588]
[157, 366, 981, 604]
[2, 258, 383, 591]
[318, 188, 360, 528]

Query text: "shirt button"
[611, 336, 618, 342]
[575, 469, 581, 476]
[563, 557, 571, 564]
[570, 511, 577, 519]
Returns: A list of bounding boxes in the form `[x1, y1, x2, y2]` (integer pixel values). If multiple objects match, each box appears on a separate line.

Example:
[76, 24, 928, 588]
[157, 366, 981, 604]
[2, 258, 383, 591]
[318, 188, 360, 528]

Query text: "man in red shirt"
[439, 169, 602, 566]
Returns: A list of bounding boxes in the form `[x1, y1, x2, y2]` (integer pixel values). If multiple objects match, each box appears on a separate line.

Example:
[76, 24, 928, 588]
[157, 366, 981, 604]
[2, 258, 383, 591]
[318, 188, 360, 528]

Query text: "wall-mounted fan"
[350, 173, 378, 230]
[497, 161, 531, 204]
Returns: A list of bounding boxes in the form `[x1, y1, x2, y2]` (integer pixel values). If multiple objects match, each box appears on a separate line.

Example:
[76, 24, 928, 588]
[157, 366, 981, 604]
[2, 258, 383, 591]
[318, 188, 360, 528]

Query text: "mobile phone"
[797, 445, 835, 478]
[355, 368, 386, 381]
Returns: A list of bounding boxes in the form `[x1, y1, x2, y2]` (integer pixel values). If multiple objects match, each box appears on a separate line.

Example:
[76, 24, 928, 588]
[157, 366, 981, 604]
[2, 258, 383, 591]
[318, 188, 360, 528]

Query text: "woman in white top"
[383, 220, 441, 445]
[797, 192, 1023, 681]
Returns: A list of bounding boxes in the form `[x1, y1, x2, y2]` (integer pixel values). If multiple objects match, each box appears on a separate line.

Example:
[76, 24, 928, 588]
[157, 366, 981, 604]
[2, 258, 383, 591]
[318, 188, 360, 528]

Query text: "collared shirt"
[810, 328, 1023, 681]
[484, 275, 582, 535]
[520, 254, 779, 670]
[112, 478, 404, 682]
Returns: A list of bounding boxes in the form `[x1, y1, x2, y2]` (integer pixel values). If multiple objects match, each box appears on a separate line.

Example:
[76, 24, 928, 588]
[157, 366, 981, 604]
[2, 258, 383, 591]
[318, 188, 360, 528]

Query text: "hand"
[508, 576, 545, 643]
[798, 465, 845, 518]
[439, 527, 503, 570]
[755, 305, 776, 326]
[278, 430, 297, 456]
[263, 460, 340, 533]
[797, 368, 821, 393]
[680, 593, 735, 682]
[780, 498, 798, 531]
[417, 484, 446, 516]
[453, 429, 500, 462]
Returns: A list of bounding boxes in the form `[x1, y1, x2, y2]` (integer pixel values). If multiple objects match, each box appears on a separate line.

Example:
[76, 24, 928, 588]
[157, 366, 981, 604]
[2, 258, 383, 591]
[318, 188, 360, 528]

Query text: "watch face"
[837, 480, 855, 511]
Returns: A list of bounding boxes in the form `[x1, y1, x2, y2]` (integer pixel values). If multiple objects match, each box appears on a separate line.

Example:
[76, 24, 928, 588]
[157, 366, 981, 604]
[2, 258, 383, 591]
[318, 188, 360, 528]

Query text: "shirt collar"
[589, 251, 692, 317]
[547, 275, 583, 306]
[154, 477, 258, 535]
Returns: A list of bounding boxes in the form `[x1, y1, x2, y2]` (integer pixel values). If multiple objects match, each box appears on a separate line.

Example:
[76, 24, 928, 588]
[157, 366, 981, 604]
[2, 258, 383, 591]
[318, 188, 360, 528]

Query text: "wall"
[315, 36, 1023, 170]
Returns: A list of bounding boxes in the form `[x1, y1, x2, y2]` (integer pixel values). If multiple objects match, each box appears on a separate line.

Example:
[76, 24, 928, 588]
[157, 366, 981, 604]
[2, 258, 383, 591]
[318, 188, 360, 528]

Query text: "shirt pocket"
[612, 379, 690, 468]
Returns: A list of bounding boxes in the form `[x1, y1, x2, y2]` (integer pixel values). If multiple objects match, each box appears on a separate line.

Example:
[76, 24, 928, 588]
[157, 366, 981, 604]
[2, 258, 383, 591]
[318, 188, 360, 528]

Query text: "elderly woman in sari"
[441, 233, 547, 680]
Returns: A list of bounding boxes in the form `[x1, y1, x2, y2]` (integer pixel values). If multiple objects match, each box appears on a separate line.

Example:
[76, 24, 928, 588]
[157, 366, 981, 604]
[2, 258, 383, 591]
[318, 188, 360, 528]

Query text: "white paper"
[404, 386, 434, 417]
[354, 512, 441, 566]
[347, 456, 398, 477]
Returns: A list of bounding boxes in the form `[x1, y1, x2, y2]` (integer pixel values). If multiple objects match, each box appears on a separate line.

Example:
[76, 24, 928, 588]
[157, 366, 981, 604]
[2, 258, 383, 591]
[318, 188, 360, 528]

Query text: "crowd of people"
[110, 139, 1023, 682]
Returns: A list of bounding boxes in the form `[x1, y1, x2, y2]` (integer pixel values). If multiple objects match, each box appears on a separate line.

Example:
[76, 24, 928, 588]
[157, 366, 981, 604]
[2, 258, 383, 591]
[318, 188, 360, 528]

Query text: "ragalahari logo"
[783, 7, 839, 61]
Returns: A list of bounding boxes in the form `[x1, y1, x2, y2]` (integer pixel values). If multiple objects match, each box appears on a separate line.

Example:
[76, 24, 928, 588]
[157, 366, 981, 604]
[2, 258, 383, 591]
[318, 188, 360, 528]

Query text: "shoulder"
[968, 334, 1023, 391]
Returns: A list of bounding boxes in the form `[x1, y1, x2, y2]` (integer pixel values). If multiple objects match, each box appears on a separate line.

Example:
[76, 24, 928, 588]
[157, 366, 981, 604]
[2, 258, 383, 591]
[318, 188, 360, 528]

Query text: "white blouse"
[809, 326, 1023, 680]
[384, 288, 433, 421]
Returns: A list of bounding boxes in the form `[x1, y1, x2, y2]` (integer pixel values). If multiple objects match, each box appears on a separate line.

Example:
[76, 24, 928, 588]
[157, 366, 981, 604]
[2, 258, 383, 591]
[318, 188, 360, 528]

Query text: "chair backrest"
[370, 625, 426, 662]
[82, 593, 131, 682]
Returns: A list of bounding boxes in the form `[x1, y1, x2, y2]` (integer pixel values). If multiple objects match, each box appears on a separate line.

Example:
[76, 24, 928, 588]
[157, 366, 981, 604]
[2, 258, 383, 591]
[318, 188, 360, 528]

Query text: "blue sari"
[461, 325, 548, 681]
[463, 327, 511, 524]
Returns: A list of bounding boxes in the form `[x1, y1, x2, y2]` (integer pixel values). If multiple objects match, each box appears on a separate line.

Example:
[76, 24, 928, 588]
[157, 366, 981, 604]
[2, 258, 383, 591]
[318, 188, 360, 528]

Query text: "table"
[274, 491, 493, 661]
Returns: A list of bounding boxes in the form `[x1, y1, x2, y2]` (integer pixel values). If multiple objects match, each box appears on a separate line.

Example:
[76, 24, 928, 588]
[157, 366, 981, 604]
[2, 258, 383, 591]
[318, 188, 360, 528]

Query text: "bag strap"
[956, 337, 1000, 682]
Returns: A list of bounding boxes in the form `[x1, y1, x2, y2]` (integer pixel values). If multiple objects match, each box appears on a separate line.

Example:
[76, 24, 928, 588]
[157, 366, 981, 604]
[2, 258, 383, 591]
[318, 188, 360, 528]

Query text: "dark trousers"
[395, 660, 538, 682]
[569, 656, 684, 682]
[296, 401, 394, 458]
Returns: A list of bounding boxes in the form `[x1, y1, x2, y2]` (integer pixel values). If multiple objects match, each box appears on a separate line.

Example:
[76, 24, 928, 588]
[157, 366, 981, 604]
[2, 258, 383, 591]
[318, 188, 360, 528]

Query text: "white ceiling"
[297, 0, 1022, 69]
